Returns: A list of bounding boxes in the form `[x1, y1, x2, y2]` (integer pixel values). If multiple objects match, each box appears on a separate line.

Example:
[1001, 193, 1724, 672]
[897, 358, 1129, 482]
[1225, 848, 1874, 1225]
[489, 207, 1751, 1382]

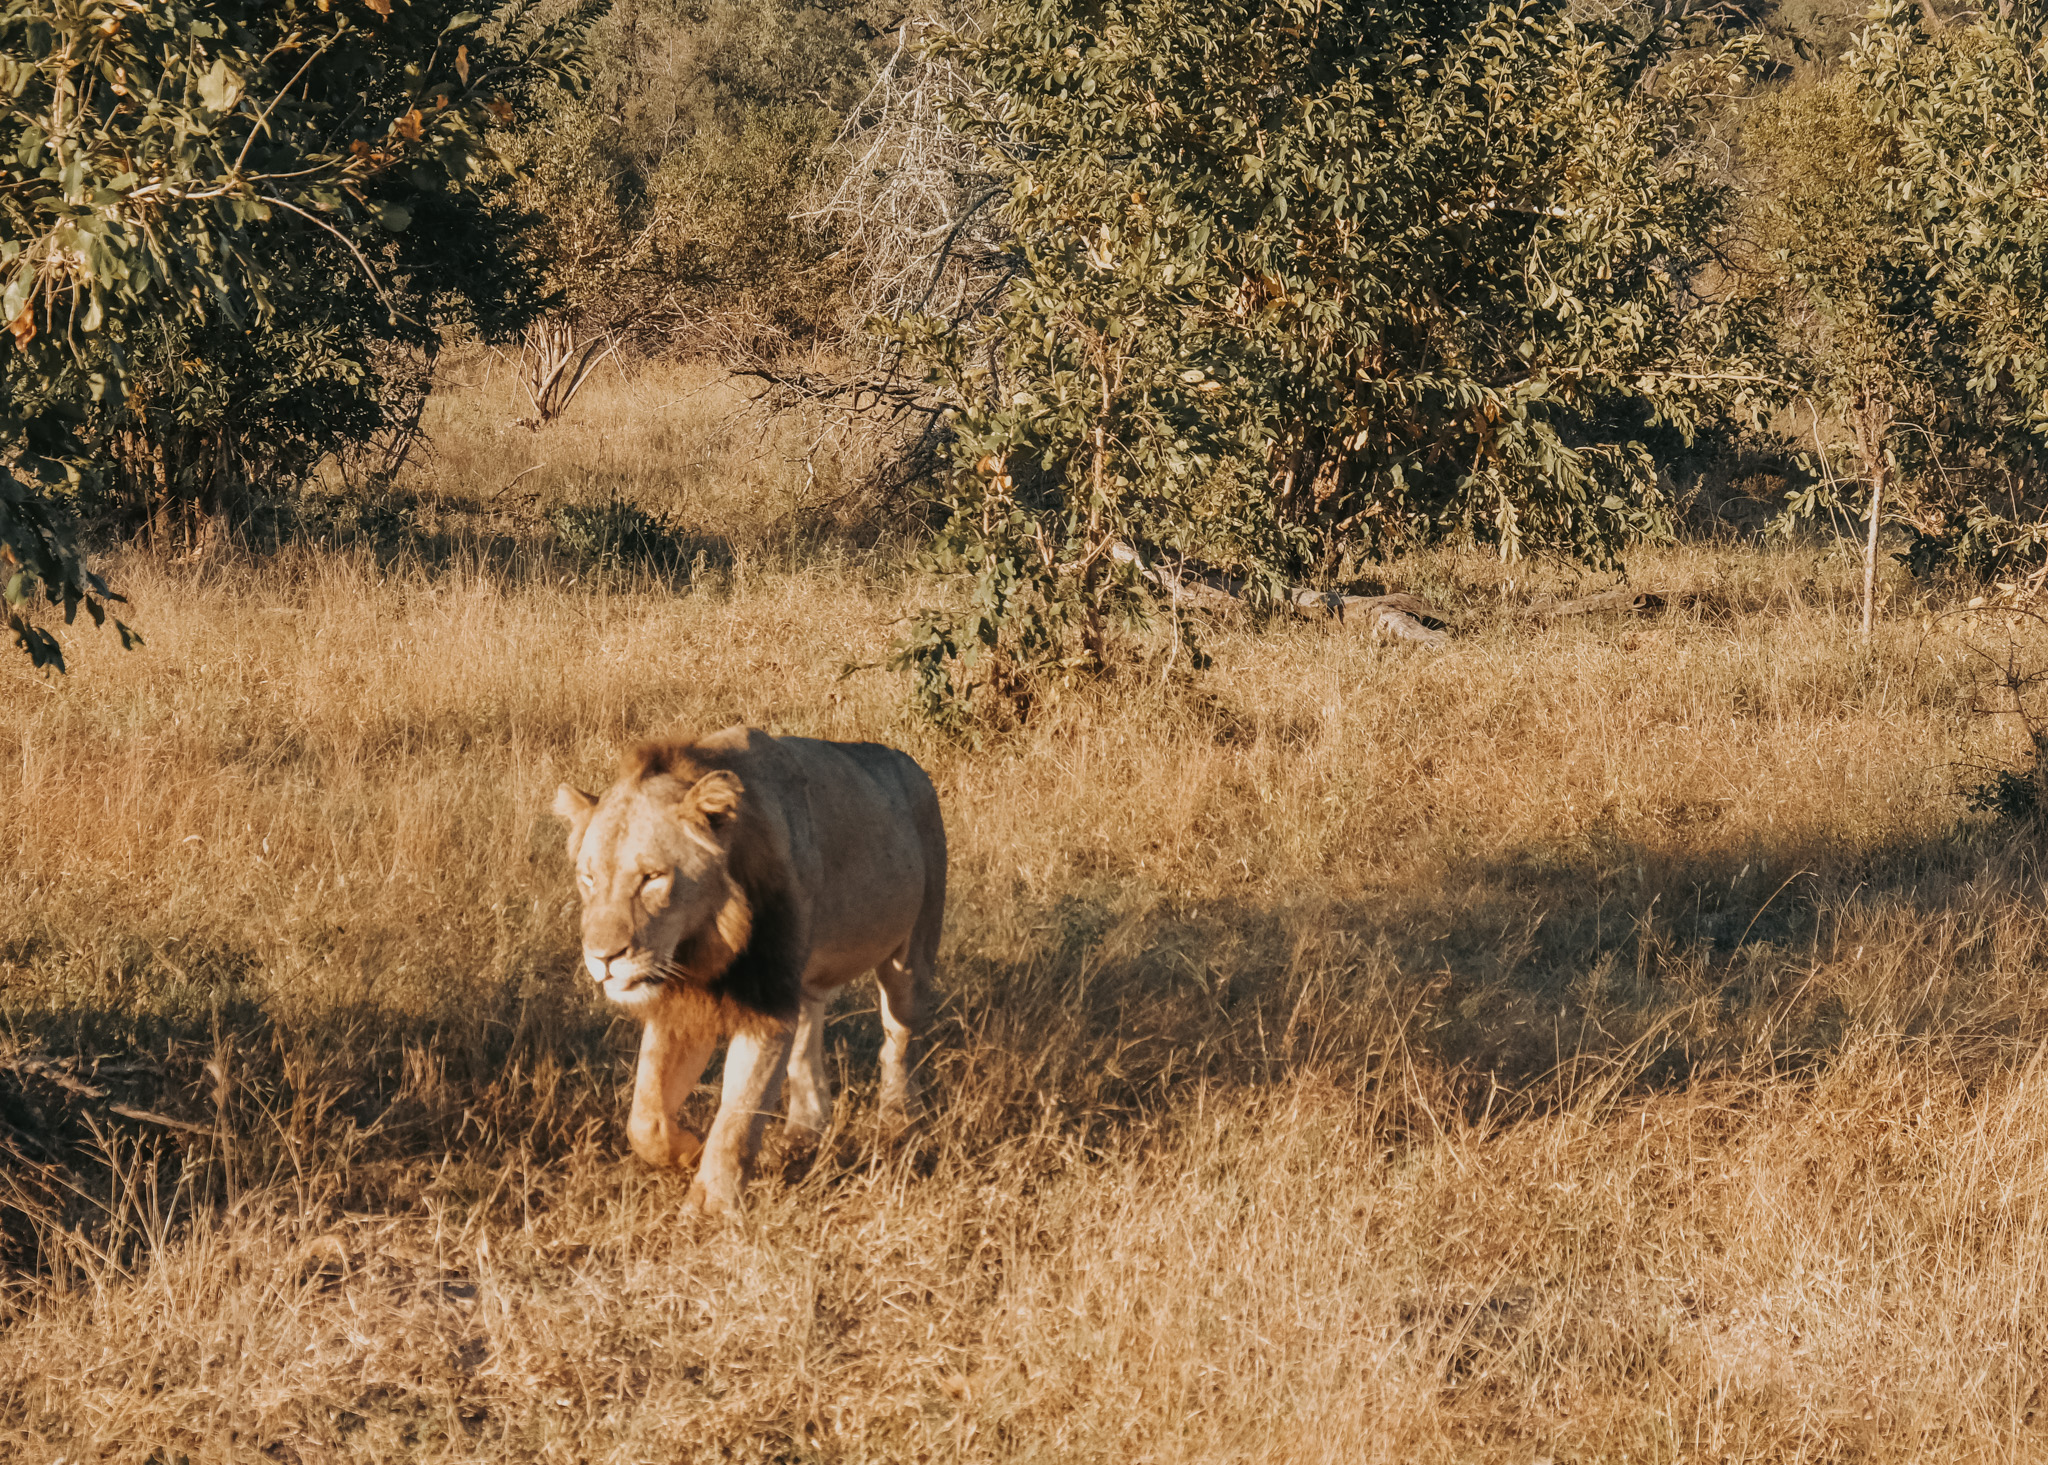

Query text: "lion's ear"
[552, 784, 599, 855]
[682, 769, 745, 830]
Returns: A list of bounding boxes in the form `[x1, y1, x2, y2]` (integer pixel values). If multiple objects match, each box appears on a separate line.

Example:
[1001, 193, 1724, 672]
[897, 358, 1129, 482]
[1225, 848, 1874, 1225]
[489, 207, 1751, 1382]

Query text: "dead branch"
[1, 1051, 205, 1137]
[1524, 589, 1694, 619]
[729, 11, 1010, 514]
[515, 318, 621, 428]
[803, 17, 1002, 325]
[1108, 542, 1451, 645]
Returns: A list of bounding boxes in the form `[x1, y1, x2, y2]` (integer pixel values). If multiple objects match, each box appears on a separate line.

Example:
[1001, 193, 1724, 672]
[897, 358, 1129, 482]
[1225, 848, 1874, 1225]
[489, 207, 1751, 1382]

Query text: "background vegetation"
[15, 0, 2048, 1459]
[9, 364, 2048, 1461]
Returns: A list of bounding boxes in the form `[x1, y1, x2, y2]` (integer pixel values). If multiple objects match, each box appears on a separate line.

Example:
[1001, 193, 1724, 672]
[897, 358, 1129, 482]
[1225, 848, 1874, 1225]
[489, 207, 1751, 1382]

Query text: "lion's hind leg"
[878, 788, 943, 1129]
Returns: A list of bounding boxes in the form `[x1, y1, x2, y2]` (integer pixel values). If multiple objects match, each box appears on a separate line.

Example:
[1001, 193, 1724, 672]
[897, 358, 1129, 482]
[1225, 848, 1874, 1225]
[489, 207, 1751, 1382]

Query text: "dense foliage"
[895, 0, 1773, 727]
[503, 0, 906, 353]
[0, 0, 591, 664]
[1844, 0, 2048, 577]
[1741, 67, 1944, 628]
[18, 0, 2048, 694]
[1734, 1, 2048, 610]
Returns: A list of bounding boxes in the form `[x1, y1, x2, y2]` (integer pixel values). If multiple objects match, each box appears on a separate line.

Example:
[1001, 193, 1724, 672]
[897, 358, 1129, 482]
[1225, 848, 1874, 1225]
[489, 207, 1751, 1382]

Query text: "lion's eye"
[576, 871, 593, 893]
[639, 871, 670, 897]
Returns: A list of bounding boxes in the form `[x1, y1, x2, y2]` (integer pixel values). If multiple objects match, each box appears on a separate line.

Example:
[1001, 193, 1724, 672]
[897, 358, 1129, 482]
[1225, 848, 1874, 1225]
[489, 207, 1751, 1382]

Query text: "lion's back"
[778, 735, 942, 872]
[701, 729, 945, 979]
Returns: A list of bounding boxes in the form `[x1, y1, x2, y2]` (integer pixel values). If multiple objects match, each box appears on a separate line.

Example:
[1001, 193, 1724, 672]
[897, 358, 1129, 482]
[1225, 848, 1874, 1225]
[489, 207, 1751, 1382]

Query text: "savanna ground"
[8, 360, 2048, 1463]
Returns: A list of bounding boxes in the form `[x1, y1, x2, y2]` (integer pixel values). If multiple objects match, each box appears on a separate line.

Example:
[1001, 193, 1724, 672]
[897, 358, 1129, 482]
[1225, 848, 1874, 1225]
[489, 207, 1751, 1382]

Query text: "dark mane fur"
[638, 735, 804, 1031]
[621, 739, 692, 783]
[703, 875, 801, 1027]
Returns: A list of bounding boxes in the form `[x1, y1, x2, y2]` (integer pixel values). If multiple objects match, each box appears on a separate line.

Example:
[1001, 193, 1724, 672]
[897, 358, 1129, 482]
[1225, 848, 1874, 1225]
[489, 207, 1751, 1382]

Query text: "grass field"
[7, 361, 2048, 1462]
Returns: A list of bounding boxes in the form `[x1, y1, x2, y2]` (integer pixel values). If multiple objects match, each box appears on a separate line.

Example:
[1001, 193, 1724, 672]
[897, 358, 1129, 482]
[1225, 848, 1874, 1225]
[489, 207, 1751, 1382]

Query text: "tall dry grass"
[5, 362, 2048, 1461]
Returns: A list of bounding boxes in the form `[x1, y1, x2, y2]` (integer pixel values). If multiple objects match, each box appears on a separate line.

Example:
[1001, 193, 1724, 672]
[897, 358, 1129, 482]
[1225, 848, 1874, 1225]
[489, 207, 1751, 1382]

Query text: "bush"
[893, 0, 1772, 727]
[0, 0, 595, 664]
[549, 495, 705, 579]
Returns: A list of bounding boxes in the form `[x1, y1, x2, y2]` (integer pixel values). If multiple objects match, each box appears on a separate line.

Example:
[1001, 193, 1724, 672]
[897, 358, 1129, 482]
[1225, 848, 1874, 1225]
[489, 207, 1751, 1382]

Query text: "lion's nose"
[585, 945, 628, 983]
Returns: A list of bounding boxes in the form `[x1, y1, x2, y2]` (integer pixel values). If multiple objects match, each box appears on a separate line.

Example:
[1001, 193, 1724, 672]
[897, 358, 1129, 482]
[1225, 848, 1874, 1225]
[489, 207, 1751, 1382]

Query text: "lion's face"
[552, 769, 749, 1011]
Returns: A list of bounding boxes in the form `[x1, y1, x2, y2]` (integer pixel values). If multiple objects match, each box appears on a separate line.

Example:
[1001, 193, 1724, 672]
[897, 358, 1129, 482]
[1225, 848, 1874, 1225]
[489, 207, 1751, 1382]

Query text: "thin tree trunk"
[1859, 407, 1888, 640]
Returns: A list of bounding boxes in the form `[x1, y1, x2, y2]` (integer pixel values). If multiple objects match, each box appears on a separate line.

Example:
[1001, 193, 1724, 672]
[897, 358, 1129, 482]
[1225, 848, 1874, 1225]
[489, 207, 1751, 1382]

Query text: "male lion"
[552, 726, 946, 1215]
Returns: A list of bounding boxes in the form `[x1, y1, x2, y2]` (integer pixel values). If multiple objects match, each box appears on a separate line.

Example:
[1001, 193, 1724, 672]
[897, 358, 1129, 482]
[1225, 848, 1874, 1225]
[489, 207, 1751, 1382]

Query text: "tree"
[0, 0, 594, 664]
[893, 0, 1773, 726]
[1744, 72, 1947, 637]
[78, 167, 552, 547]
[1746, 2, 2048, 632]
[498, 0, 904, 373]
[1844, 1, 2048, 591]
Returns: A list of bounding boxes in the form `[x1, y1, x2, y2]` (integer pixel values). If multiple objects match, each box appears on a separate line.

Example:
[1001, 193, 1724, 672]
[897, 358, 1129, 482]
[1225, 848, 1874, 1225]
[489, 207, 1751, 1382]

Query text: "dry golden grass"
[7, 363, 2048, 1461]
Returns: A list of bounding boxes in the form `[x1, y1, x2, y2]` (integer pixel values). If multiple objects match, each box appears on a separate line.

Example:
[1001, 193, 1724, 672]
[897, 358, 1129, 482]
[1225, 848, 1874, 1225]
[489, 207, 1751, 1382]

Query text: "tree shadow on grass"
[290, 483, 738, 589]
[80, 477, 743, 592]
[3, 809, 2038, 1277]
[903, 813, 2045, 1151]
[0, 954, 632, 1277]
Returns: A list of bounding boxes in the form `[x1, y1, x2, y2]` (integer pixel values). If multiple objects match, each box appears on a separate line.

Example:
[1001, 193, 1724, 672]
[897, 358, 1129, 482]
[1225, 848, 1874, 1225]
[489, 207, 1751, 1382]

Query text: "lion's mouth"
[600, 965, 671, 1007]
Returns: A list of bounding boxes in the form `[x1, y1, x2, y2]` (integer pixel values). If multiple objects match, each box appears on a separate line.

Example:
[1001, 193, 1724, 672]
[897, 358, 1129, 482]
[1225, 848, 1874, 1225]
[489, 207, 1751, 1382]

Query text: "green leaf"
[198, 57, 242, 113]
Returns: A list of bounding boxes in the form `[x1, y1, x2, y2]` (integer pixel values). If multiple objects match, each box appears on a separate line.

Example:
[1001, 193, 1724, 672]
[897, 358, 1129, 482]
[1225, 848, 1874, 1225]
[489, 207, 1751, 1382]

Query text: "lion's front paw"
[879, 1097, 922, 1139]
[781, 1118, 827, 1154]
[684, 1176, 741, 1218]
[628, 1116, 705, 1170]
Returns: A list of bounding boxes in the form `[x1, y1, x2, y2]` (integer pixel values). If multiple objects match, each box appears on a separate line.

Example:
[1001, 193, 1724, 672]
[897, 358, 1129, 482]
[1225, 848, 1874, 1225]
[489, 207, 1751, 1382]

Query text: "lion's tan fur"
[555, 725, 946, 1213]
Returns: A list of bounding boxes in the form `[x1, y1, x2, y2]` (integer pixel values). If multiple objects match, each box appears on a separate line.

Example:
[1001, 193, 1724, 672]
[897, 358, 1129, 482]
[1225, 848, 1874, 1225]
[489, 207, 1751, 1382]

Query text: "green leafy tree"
[1843, 1, 2048, 588]
[1744, 72, 1948, 636]
[1746, 3, 2048, 629]
[76, 172, 552, 547]
[0, 0, 594, 664]
[895, 0, 1773, 727]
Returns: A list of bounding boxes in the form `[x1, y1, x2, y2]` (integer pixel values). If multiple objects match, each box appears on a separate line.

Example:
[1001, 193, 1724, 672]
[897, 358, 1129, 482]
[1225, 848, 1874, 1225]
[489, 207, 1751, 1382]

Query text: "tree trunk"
[518, 318, 619, 427]
[1854, 395, 1892, 640]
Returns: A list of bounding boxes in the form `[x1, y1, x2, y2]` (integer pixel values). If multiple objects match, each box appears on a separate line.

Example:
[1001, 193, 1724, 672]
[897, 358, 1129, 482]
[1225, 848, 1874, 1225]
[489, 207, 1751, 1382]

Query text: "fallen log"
[1287, 588, 1449, 639]
[1109, 543, 1449, 645]
[1524, 588, 1694, 620]
[1357, 602, 1450, 645]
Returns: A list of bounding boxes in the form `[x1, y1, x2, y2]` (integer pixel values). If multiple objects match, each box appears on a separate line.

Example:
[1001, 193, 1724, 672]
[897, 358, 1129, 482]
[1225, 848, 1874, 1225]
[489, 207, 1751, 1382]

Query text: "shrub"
[549, 495, 703, 579]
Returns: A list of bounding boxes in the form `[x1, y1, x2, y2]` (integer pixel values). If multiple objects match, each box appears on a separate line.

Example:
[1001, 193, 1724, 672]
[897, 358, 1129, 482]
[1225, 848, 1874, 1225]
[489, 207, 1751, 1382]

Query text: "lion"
[552, 725, 946, 1215]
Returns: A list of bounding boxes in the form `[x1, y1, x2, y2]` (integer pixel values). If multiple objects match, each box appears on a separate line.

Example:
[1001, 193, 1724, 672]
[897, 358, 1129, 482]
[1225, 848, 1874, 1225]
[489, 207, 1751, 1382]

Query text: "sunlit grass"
[3, 363, 2046, 1462]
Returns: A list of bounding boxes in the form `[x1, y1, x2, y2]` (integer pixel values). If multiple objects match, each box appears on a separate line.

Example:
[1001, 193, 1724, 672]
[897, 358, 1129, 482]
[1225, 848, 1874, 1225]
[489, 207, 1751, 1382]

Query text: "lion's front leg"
[688, 1025, 794, 1216]
[627, 1016, 716, 1169]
